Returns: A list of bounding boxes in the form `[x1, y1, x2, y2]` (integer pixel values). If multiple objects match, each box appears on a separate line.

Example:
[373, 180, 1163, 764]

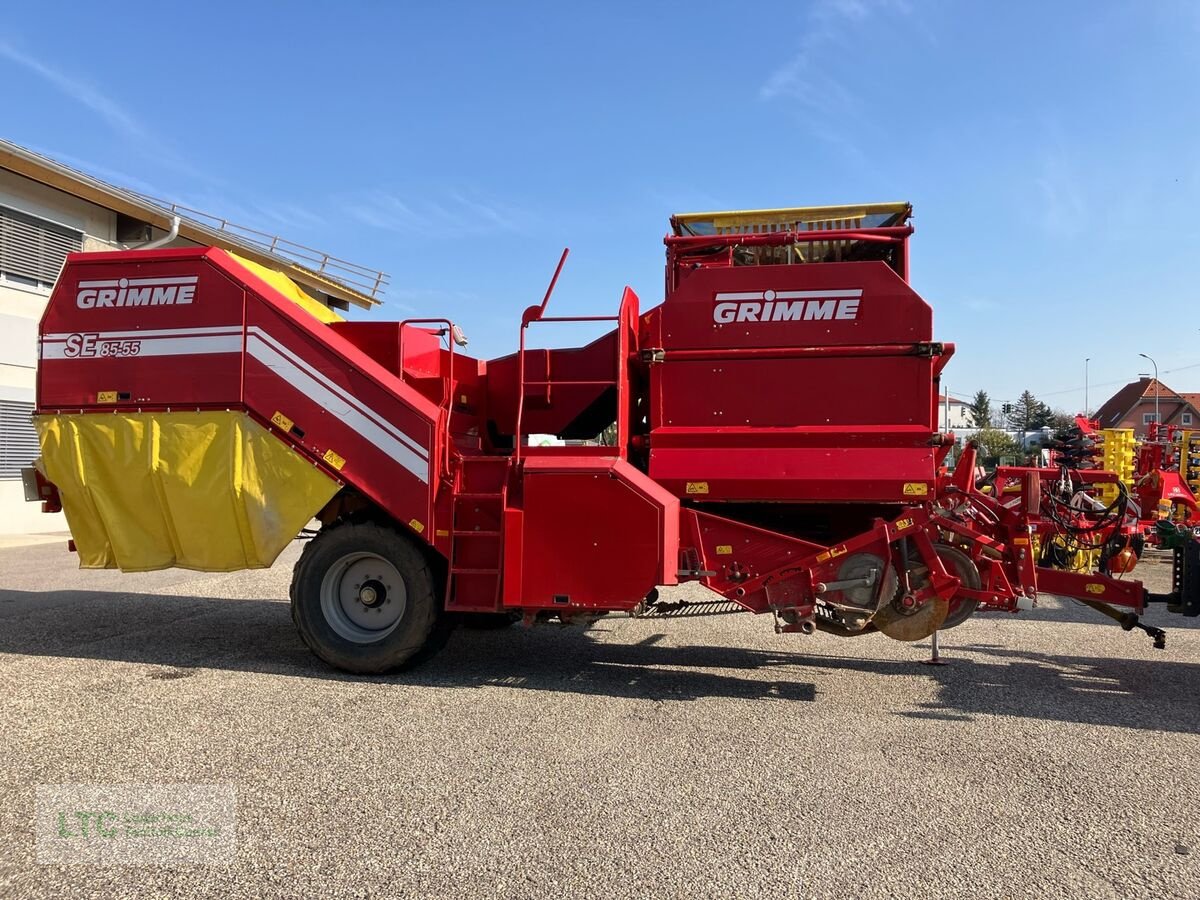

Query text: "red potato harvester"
[25, 203, 1200, 673]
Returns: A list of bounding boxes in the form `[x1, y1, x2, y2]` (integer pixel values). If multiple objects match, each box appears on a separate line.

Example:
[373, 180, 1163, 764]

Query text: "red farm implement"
[27, 202, 1200, 673]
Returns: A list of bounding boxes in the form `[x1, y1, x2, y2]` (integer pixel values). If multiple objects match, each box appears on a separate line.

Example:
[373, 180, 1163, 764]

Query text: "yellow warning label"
[435, 529, 450, 538]
[1085, 583, 1106, 595]
[459, 394, 469, 405]
[270, 411, 294, 431]
[715, 544, 733, 555]
[895, 517, 914, 531]
[686, 481, 710, 495]
[1013, 538, 1030, 546]
[408, 519, 426, 534]
[322, 449, 346, 470]
[902, 482, 929, 496]
[97, 391, 118, 404]
[817, 545, 849, 564]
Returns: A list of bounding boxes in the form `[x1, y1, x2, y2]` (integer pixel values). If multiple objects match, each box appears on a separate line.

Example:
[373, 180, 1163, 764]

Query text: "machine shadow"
[1, 587, 1198, 731]
[0, 589, 815, 703]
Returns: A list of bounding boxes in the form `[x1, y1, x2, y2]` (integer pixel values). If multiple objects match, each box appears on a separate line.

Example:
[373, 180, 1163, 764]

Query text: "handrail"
[664, 225, 913, 248]
[129, 193, 391, 299]
[514, 313, 621, 465]
[398, 319, 456, 480]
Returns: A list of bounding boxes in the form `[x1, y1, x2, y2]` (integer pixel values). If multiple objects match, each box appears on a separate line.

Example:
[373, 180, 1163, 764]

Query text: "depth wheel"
[290, 521, 442, 674]
[934, 544, 981, 630]
[874, 543, 981, 641]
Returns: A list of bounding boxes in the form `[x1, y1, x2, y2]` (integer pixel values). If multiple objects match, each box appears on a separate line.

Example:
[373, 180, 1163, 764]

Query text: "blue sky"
[3, 1, 1198, 414]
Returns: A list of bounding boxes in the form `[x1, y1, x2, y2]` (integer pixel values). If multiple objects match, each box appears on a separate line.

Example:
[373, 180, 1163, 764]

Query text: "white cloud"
[0, 39, 211, 181]
[342, 189, 531, 238]
[761, 0, 913, 105]
[0, 41, 148, 141]
[1034, 128, 1087, 238]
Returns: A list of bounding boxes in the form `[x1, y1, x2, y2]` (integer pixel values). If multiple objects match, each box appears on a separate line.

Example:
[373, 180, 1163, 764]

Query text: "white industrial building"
[937, 393, 975, 431]
[0, 139, 385, 533]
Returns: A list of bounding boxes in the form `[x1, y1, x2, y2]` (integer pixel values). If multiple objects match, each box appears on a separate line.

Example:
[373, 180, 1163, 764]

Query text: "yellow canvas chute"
[35, 412, 340, 572]
[224, 252, 344, 324]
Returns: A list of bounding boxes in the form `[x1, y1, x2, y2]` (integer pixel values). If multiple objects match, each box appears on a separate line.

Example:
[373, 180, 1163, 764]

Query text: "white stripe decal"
[41, 324, 432, 476]
[246, 334, 429, 483]
[43, 326, 243, 342]
[77, 276, 199, 288]
[713, 288, 864, 302]
[774, 289, 863, 300]
[41, 334, 242, 360]
[245, 326, 429, 462]
[713, 291, 765, 301]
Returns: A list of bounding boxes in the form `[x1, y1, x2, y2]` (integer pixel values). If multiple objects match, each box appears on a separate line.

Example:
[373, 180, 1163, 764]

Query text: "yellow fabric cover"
[224, 252, 344, 324]
[35, 412, 340, 572]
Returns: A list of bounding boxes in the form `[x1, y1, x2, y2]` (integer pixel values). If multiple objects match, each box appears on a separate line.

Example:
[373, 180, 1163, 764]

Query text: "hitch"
[1079, 598, 1167, 650]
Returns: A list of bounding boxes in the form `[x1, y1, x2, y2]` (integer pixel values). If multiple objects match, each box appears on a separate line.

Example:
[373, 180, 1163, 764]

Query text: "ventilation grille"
[0, 400, 38, 480]
[0, 206, 82, 288]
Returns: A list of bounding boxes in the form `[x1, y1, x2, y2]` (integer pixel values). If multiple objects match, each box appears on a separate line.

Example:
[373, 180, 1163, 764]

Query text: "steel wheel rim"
[319, 551, 407, 644]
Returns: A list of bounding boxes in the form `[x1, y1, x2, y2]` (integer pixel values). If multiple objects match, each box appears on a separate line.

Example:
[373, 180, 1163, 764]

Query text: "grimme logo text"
[76, 276, 198, 309]
[713, 288, 862, 324]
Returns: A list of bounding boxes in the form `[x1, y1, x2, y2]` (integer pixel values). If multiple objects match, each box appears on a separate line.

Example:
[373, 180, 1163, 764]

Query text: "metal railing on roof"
[132, 194, 390, 300]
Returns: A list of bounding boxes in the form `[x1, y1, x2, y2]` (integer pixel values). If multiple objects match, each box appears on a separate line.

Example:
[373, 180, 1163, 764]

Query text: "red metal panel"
[650, 446, 936, 502]
[651, 259, 930, 352]
[38, 248, 246, 410]
[655, 356, 934, 429]
[40, 247, 443, 548]
[512, 456, 678, 609]
[239, 289, 439, 539]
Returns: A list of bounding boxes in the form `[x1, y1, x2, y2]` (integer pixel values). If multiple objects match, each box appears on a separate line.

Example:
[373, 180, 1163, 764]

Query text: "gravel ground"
[1, 540, 1198, 899]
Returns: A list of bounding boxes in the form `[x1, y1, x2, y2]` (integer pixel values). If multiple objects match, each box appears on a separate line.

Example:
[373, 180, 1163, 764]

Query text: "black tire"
[290, 520, 442, 674]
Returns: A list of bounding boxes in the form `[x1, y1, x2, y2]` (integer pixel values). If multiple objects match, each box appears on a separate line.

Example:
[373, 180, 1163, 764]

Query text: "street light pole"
[1084, 357, 1090, 417]
[1139, 352, 1159, 434]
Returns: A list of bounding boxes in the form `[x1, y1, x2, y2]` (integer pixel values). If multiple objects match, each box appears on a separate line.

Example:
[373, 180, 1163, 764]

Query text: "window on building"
[0, 400, 38, 480]
[1184, 413, 1194, 426]
[1144, 413, 1158, 426]
[0, 205, 83, 291]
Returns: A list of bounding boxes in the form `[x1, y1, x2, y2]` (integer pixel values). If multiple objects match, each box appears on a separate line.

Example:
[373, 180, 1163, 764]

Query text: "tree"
[1047, 409, 1077, 433]
[1006, 390, 1054, 431]
[964, 427, 1022, 460]
[967, 390, 992, 429]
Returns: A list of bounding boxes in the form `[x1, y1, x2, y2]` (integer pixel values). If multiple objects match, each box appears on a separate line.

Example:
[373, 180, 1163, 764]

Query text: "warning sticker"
[715, 544, 733, 555]
[97, 391, 118, 404]
[902, 482, 929, 496]
[686, 482, 710, 495]
[408, 519, 426, 534]
[270, 411, 294, 432]
[322, 449, 346, 471]
[1085, 583, 1106, 595]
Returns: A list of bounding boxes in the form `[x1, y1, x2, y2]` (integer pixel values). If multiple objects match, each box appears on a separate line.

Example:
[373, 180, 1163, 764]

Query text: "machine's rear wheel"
[291, 521, 442, 674]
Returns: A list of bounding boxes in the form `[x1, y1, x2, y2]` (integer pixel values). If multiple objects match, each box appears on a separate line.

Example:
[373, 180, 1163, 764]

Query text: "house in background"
[0, 139, 387, 534]
[1092, 378, 1200, 436]
[937, 393, 975, 431]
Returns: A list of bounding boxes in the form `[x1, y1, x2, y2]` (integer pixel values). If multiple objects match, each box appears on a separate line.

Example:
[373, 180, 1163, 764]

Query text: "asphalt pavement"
[1, 538, 1198, 899]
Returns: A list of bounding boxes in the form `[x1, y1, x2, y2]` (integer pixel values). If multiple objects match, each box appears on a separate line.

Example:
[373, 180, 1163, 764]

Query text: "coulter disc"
[871, 543, 975, 642]
[873, 594, 949, 642]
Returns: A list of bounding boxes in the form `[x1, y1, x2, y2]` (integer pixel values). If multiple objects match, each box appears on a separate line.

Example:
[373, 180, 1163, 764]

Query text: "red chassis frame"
[33, 206, 1178, 650]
